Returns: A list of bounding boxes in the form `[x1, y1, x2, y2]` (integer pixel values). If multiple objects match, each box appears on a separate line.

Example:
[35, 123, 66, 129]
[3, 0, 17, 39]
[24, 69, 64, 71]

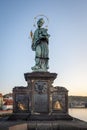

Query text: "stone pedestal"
[13, 72, 71, 120]
[24, 72, 57, 114]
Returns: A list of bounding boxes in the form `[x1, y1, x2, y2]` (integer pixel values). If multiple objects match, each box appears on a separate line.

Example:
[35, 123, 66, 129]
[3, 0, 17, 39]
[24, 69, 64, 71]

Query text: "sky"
[0, 0, 87, 96]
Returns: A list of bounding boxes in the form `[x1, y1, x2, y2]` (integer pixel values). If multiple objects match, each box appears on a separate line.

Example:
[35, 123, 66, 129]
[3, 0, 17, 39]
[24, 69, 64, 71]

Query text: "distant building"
[3, 93, 13, 99]
[2, 99, 13, 110]
[0, 93, 3, 110]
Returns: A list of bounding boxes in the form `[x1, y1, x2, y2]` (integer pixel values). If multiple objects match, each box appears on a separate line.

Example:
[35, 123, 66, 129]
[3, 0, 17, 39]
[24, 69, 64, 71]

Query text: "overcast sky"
[0, 0, 87, 96]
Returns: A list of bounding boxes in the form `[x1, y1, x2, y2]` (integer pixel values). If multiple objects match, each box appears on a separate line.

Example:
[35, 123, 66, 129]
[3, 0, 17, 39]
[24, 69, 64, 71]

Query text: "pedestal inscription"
[34, 81, 48, 113]
[34, 94, 48, 113]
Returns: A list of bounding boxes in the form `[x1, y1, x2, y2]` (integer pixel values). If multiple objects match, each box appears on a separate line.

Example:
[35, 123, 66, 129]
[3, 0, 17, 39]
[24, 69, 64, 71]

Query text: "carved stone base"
[24, 72, 57, 114]
[13, 72, 69, 119]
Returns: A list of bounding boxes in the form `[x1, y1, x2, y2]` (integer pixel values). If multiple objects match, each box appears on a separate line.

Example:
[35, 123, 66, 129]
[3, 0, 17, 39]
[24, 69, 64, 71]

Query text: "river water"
[69, 108, 87, 122]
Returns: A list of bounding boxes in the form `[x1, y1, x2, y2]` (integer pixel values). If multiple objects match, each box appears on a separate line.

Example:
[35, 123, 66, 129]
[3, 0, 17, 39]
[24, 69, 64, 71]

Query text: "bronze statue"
[30, 18, 50, 71]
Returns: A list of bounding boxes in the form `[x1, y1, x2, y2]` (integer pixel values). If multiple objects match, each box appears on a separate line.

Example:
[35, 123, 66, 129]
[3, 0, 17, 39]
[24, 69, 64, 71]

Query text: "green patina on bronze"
[31, 18, 50, 72]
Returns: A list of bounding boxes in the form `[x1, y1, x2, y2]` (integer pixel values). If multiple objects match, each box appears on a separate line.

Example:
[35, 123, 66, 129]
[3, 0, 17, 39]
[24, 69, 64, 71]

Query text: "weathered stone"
[13, 86, 30, 113]
[13, 72, 70, 120]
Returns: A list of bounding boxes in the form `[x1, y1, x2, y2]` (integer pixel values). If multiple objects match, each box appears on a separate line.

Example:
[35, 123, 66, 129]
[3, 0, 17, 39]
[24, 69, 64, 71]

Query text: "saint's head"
[37, 18, 44, 28]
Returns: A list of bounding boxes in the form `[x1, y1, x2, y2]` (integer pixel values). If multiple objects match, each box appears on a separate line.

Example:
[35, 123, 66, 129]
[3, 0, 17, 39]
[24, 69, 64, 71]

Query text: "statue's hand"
[31, 43, 36, 51]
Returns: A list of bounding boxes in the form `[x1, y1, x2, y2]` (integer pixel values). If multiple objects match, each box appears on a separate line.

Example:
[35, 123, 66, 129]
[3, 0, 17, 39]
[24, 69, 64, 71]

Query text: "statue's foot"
[31, 65, 40, 70]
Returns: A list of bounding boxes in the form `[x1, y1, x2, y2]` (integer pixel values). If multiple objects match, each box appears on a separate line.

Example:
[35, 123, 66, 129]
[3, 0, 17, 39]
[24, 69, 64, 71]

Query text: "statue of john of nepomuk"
[30, 18, 50, 72]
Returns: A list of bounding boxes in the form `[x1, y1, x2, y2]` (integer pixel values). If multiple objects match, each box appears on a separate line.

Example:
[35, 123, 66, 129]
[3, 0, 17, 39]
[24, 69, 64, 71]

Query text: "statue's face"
[37, 18, 44, 28]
